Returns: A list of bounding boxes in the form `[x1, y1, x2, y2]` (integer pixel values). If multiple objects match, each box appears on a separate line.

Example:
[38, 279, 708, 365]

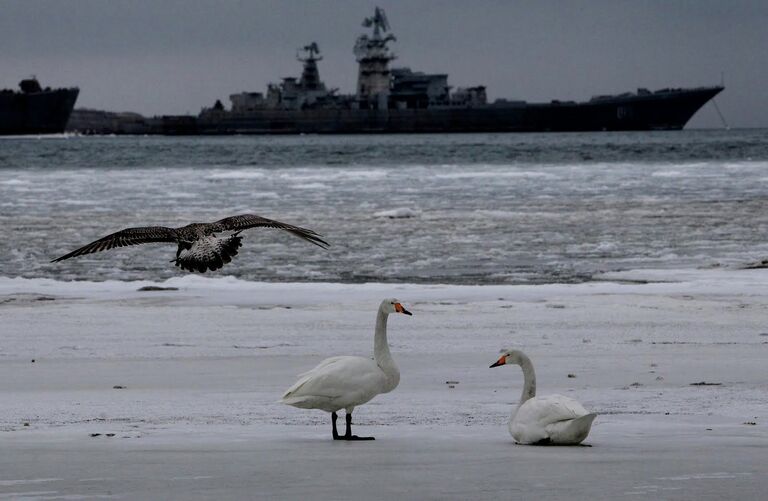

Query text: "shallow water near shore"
[2, 130, 768, 283]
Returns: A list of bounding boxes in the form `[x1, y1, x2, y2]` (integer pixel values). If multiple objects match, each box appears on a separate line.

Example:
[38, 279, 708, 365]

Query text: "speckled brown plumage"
[52, 214, 329, 273]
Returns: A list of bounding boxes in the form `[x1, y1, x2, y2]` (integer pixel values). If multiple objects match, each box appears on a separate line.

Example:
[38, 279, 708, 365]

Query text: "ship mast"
[354, 7, 396, 109]
[297, 42, 324, 91]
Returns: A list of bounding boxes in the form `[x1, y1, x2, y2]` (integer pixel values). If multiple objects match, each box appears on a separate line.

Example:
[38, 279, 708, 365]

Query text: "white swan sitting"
[281, 299, 412, 440]
[489, 349, 596, 445]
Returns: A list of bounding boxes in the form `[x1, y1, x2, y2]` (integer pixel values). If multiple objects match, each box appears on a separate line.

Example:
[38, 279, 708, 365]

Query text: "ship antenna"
[710, 98, 729, 130]
[298, 42, 322, 62]
[363, 7, 390, 38]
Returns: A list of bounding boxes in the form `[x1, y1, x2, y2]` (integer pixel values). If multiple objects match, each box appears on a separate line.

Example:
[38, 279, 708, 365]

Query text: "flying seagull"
[51, 214, 329, 273]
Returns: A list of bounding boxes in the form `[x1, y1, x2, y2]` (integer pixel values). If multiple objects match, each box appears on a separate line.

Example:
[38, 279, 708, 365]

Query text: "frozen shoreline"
[1, 269, 767, 499]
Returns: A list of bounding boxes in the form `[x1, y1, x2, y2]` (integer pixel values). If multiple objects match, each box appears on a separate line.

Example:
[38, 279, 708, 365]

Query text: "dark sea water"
[1, 130, 768, 284]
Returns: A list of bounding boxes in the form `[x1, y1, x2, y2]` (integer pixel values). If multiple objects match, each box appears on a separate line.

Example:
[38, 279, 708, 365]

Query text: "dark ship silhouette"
[189, 7, 722, 135]
[65, 7, 724, 136]
[0, 78, 79, 135]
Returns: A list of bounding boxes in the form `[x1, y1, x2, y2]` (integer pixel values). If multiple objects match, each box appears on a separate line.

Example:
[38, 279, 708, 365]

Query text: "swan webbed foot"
[523, 438, 591, 446]
[332, 435, 375, 441]
[333, 412, 374, 441]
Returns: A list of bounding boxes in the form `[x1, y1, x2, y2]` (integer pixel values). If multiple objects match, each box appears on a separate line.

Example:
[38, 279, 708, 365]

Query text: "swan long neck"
[516, 353, 536, 405]
[374, 309, 399, 389]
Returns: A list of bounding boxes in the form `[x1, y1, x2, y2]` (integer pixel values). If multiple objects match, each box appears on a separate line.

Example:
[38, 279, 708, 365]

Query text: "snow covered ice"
[1, 269, 767, 499]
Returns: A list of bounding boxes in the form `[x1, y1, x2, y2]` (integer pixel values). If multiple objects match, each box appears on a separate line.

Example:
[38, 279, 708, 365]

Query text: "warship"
[190, 7, 723, 135]
[0, 78, 79, 135]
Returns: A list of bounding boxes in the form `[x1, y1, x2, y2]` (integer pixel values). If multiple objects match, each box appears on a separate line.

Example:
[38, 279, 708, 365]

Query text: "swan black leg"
[332, 412, 342, 440]
[344, 412, 375, 441]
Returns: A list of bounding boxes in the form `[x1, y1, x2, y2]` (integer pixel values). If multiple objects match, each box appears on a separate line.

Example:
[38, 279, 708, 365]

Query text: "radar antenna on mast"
[362, 7, 390, 35]
[354, 7, 397, 59]
[297, 42, 322, 62]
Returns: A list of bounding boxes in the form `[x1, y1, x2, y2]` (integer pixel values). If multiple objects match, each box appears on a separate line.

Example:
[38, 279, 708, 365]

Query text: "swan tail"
[547, 413, 597, 445]
[280, 395, 335, 410]
[280, 396, 313, 408]
[281, 374, 314, 401]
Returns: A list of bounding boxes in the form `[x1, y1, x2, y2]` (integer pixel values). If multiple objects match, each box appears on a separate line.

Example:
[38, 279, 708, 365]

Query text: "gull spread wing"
[51, 226, 179, 262]
[210, 214, 329, 249]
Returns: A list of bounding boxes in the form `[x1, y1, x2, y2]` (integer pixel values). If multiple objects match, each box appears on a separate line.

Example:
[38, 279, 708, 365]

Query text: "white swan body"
[281, 299, 411, 440]
[490, 349, 596, 445]
[281, 354, 399, 413]
[510, 394, 596, 445]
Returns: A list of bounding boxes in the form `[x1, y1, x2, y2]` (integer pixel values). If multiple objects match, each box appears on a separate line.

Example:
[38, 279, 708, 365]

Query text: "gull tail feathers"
[173, 234, 243, 273]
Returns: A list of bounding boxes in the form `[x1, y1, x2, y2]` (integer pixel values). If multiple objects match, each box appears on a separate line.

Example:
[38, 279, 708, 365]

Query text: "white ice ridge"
[3, 267, 768, 305]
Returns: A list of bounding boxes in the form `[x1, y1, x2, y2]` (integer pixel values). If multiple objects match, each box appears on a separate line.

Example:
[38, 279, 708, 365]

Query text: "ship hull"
[0, 88, 80, 135]
[195, 86, 723, 135]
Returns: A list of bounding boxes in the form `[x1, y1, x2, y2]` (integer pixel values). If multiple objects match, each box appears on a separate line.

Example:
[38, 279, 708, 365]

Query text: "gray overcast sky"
[2, 0, 766, 128]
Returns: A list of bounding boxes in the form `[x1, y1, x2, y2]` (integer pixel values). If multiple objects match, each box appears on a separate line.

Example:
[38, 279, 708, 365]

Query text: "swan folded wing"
[51, 226, 179, 262]
[210, 214, 329, 249]
[292, 355, 349, 381]
[281, 356, 382, 402]
[517, 395, 589, 427]
[282, 357, 347, 400]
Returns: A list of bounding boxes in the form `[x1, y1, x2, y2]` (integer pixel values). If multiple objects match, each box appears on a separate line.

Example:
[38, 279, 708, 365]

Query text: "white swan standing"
[489, 349, 596, 445]
[281, 299, 412, 440]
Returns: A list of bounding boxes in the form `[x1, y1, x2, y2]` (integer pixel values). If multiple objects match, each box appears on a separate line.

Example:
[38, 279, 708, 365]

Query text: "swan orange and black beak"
[394, 302, 412, 316]
[489, 356, 506, 368]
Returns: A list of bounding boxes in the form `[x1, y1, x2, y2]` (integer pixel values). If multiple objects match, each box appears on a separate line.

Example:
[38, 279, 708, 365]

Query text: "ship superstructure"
[227, 42, 340, 113]
[354, 7, 396, 109]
